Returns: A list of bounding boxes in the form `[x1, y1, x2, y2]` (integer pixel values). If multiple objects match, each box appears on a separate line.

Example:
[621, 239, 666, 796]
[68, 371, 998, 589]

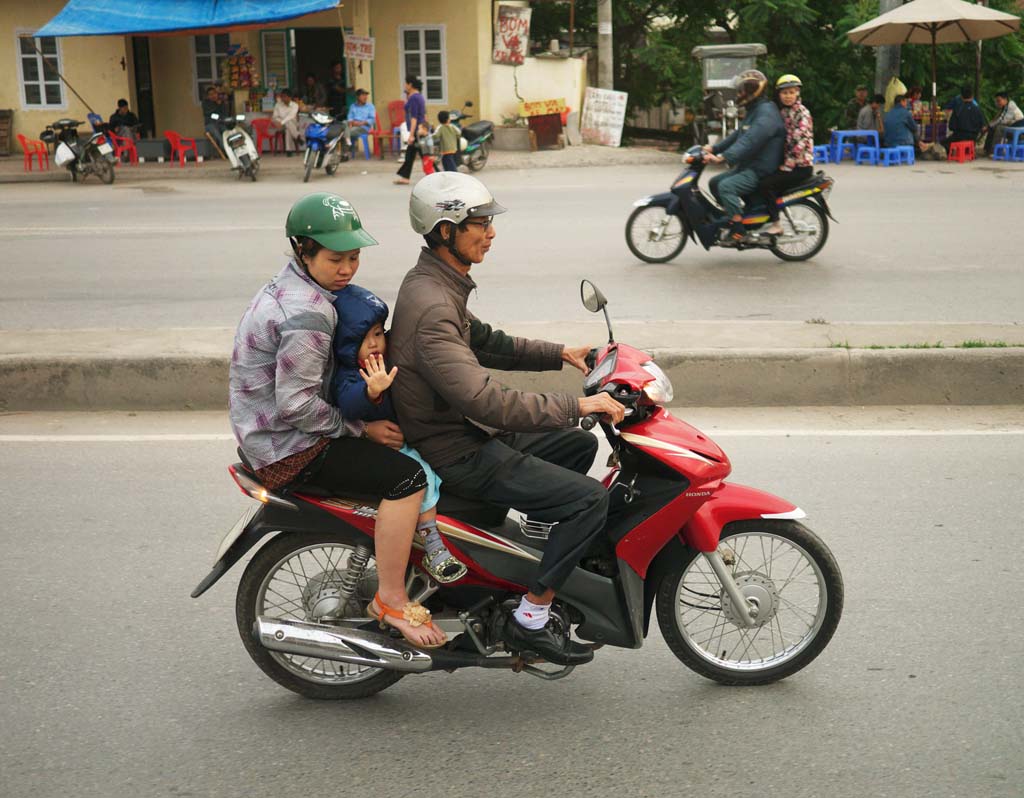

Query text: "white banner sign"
[580, 87, 628, 147]
[493, 4, 531, 65]
[344, 35, 375, 61]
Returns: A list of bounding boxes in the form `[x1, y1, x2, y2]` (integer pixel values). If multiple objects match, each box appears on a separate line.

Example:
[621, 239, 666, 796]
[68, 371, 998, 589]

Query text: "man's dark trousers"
[435, 428, 608, 594]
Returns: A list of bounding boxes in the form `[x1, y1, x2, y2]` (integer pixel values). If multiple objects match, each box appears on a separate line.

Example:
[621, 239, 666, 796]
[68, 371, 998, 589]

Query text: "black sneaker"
[501, 616, 594, 666]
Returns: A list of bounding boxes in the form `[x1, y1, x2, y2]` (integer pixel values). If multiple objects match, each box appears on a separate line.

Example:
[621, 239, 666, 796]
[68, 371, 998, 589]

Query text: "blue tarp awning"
[35, 0, 341, 37]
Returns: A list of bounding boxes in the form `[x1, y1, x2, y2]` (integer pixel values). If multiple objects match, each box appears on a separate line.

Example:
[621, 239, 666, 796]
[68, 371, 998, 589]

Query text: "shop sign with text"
[493, 5, 531, 65]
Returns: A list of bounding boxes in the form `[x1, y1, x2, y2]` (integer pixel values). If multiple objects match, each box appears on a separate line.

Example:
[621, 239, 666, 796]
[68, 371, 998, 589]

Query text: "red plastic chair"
[17, 134, 48, 171]
[387, 99, 406, 153]
[163, 130, 198, 166]
[947, 140, 976, 163]
[109, 132, 138, 166]
[250, 118, 284, 154]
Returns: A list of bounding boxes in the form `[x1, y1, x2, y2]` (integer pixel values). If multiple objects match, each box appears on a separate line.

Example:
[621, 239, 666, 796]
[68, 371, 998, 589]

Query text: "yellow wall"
[1, 1, 130, 146]
[481, 54, 588, 125]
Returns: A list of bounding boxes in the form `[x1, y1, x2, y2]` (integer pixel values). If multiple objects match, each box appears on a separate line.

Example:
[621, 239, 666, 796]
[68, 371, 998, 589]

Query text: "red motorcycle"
[192, 281, 843, 699]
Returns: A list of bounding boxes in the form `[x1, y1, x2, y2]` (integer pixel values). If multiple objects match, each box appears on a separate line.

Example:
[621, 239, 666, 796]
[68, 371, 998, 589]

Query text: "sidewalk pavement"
[0, 143, 682, 184]
[2, 321, 1021, 411]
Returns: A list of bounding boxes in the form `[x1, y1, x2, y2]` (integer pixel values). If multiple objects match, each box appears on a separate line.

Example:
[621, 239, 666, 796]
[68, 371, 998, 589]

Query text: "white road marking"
[0, 429, 1022, 443]
[0, 225, 268, 238]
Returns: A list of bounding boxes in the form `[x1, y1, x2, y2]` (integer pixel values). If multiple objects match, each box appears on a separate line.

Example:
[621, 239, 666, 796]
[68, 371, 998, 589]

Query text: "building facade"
[2, 0, 585, 148]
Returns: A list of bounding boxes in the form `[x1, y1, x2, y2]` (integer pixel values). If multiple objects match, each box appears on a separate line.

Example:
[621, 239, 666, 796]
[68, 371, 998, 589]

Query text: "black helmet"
[734, 69, 768, 106]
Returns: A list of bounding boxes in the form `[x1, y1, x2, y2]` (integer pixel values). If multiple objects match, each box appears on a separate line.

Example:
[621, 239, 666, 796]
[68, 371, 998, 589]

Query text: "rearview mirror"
[580, 280, 606, 313]
[465, 100, 474, 107]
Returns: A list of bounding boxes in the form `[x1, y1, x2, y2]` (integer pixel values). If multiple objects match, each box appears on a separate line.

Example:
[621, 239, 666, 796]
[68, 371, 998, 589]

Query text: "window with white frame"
[400, 27, 446, 103]
[17, 35, 65, 108]
[194, 33, 231, 100]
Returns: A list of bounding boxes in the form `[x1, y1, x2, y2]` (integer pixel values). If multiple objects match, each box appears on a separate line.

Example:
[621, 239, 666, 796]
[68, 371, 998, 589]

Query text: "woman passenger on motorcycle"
[758, 74, 814, 236]
[228, 192, 447, 648]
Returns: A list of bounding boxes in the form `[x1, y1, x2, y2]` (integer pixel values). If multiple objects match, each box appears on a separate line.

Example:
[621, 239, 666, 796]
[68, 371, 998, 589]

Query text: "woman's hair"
[290, 236, 323, 266]
[405, 75, 423, 91]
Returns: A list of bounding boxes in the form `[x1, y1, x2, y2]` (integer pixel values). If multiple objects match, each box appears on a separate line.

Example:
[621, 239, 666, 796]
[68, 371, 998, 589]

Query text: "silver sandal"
[421, 548, 468, 584]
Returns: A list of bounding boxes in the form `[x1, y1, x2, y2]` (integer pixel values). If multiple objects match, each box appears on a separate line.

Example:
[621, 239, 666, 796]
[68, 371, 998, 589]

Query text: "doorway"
[131, 36, 156, 138]
[293, 28, 345, 92]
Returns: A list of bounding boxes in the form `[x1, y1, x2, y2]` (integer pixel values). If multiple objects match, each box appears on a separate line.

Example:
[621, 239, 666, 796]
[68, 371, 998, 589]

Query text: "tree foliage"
[530, 0, 1024, 129]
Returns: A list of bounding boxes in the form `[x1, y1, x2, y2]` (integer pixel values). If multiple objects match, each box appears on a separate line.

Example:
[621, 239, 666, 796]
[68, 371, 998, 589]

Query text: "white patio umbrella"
[847, 0, 1020, 108]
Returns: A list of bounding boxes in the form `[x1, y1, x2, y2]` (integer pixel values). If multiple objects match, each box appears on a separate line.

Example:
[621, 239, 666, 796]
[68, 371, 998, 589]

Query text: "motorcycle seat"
[462, 121, 493, 142]
[436, 492, 509, 528]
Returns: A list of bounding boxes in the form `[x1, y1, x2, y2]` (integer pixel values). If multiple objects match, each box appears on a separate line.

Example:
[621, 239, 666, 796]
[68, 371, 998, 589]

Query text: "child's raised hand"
[359, 353, 398, 400]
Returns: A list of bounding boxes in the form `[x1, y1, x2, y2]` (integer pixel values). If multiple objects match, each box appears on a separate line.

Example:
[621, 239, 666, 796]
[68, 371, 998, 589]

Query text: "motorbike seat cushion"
[436, 492, 509, 527]
[462, 121, 493, 141]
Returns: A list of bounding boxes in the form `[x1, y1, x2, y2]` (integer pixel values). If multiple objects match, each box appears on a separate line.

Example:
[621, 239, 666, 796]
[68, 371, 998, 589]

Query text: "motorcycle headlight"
[724, 104, 738, 119]
[641, 361, 674, 404]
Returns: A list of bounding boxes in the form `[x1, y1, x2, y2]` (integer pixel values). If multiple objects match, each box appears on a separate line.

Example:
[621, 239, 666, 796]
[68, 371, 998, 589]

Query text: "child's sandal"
[422, 548, 468, 584]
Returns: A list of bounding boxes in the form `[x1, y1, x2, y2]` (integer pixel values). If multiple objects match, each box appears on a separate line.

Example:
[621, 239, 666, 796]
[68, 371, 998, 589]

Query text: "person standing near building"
[394, 76, 429, 185]
[436, 110, 459, 171]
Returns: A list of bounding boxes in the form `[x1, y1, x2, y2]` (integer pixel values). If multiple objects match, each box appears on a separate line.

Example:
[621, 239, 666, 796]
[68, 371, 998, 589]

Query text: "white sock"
[513, 597, 550, 630]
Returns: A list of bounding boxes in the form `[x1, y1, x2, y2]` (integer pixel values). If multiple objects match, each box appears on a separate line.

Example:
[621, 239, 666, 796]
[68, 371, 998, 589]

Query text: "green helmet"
[285, 193, 378, 251]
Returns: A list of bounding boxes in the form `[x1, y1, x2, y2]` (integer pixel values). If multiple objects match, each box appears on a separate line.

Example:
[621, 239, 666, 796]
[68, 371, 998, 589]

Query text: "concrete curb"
[3, 348, 1021, 411]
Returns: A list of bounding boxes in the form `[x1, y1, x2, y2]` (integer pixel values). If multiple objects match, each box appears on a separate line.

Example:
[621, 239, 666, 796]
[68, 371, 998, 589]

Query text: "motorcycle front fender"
[633, 190, 677, 210]
[681, 482, 805, 553]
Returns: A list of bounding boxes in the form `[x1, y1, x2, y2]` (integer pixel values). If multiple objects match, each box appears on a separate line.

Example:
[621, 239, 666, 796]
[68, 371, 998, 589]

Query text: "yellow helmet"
[776, 74, 803, 91]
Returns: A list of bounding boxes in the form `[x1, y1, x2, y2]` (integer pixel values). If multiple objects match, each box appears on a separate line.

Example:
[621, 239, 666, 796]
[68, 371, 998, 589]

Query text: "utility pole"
[875, 0, 902, 95]
[597, 0, 613, 89]
[975, 0, 988, 98]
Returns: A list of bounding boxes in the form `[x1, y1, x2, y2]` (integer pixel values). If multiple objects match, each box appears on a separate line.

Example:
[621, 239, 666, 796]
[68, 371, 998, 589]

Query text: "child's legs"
[441, 153, 458, 171]
[399, 444, 442, 516]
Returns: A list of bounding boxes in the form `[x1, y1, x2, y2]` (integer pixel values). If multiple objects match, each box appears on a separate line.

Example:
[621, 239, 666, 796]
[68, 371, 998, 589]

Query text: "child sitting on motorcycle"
[332, 284, 467, 584]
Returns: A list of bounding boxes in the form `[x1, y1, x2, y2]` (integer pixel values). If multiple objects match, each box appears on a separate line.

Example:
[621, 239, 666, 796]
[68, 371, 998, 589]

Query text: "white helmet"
[409, 172, 507, 236]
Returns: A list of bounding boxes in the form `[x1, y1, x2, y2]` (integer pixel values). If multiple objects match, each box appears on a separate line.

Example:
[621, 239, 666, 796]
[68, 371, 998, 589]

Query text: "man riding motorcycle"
[387, 172, 625, 665]
[703, 69, 785, 244]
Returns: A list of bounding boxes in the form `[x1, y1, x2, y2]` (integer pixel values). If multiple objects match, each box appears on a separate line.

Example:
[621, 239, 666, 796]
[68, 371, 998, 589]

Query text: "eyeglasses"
[462, 216, 493, 231]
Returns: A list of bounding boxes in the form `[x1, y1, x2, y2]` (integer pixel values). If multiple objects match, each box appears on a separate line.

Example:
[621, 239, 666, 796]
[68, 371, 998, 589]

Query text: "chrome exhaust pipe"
[255, 617, 433, 673]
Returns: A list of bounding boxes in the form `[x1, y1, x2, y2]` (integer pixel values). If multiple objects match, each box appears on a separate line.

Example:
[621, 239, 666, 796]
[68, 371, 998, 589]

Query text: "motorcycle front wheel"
[235, 530, 404, 700]
[302, 150, 315, 183]
[770, 200, 829, 262]
[656, 520, 843, 685]
[467, 142, 489, 172]
[625, 206, 687, 263]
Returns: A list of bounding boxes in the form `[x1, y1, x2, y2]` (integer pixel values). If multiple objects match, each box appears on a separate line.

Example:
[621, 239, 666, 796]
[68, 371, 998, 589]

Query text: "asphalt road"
[1, 162, 1021, 330]
[1, 407, 1022, 798]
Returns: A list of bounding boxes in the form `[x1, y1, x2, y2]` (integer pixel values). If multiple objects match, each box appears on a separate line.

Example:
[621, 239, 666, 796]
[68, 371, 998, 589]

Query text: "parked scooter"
[432, 101, 494, 172]
[192, 280, 843, 700]
[301, 111, 347, 183]
[210, 113, 260, 181]
[625, 145, 836, 263]
[40, 118, 116, 184]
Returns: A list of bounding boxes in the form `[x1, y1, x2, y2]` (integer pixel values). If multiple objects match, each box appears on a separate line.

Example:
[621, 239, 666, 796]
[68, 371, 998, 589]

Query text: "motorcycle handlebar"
[580, 413, 601, 431]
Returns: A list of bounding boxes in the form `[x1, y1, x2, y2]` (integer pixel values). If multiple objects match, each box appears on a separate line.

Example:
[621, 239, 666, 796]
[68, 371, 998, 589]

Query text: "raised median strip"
[1, 322, 1021, 411]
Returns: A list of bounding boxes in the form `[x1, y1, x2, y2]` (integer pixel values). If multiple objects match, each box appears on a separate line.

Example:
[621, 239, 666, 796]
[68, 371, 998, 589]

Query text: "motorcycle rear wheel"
[467, 142, 489, 172]
[656, 520, 843, 685]
[95, 158, 115, 185]
[625, 206, 687, 263]
[324, 148, 341, 176]
[236, 530, 404, 700]
[770, 200, 828, 262]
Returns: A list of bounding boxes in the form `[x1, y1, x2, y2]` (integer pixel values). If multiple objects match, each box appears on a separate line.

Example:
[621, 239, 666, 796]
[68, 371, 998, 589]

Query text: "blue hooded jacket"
[331, 284, 394, 422]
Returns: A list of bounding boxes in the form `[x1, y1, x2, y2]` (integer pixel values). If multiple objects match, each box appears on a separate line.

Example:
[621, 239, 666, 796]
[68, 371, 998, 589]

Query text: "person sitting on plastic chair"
[343, 89, 376, 159]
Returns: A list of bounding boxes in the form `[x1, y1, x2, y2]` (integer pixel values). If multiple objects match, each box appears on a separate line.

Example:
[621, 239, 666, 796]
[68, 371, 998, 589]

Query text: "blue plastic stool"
[855, 145, 879, 165]
[813, 144, 830, 164]
[1013, 145, 1024, 162]
[878, 147, 902, 166]
[897, 145, 915, 165]
[832, 143, 855, 163]
[355, 130, 372, 160]
[992, 143, 1011, 161]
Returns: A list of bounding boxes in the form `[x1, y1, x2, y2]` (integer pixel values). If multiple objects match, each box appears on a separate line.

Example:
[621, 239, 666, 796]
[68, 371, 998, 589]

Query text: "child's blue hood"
[331, 284, 389, 368]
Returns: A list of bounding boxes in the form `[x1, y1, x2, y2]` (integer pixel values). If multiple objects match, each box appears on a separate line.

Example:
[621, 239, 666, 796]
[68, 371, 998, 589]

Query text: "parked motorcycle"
[40, 118, 116, 184]
[625, 145, 835, 263]
[192, 280, 843, 700]
[210, 113, 260, 181]
[432, 101, 494, 172]
[301, 111, 347, 183]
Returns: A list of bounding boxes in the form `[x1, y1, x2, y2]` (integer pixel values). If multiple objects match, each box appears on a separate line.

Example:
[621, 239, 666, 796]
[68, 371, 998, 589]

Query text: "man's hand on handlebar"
[578, 393, 626, 426]
[561, 345, 592, 375]
[364, 420, 405, 449]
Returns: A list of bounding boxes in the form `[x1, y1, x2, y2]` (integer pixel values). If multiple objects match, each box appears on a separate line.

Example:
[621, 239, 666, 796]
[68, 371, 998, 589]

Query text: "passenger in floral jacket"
[758, 74, 814, 236]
